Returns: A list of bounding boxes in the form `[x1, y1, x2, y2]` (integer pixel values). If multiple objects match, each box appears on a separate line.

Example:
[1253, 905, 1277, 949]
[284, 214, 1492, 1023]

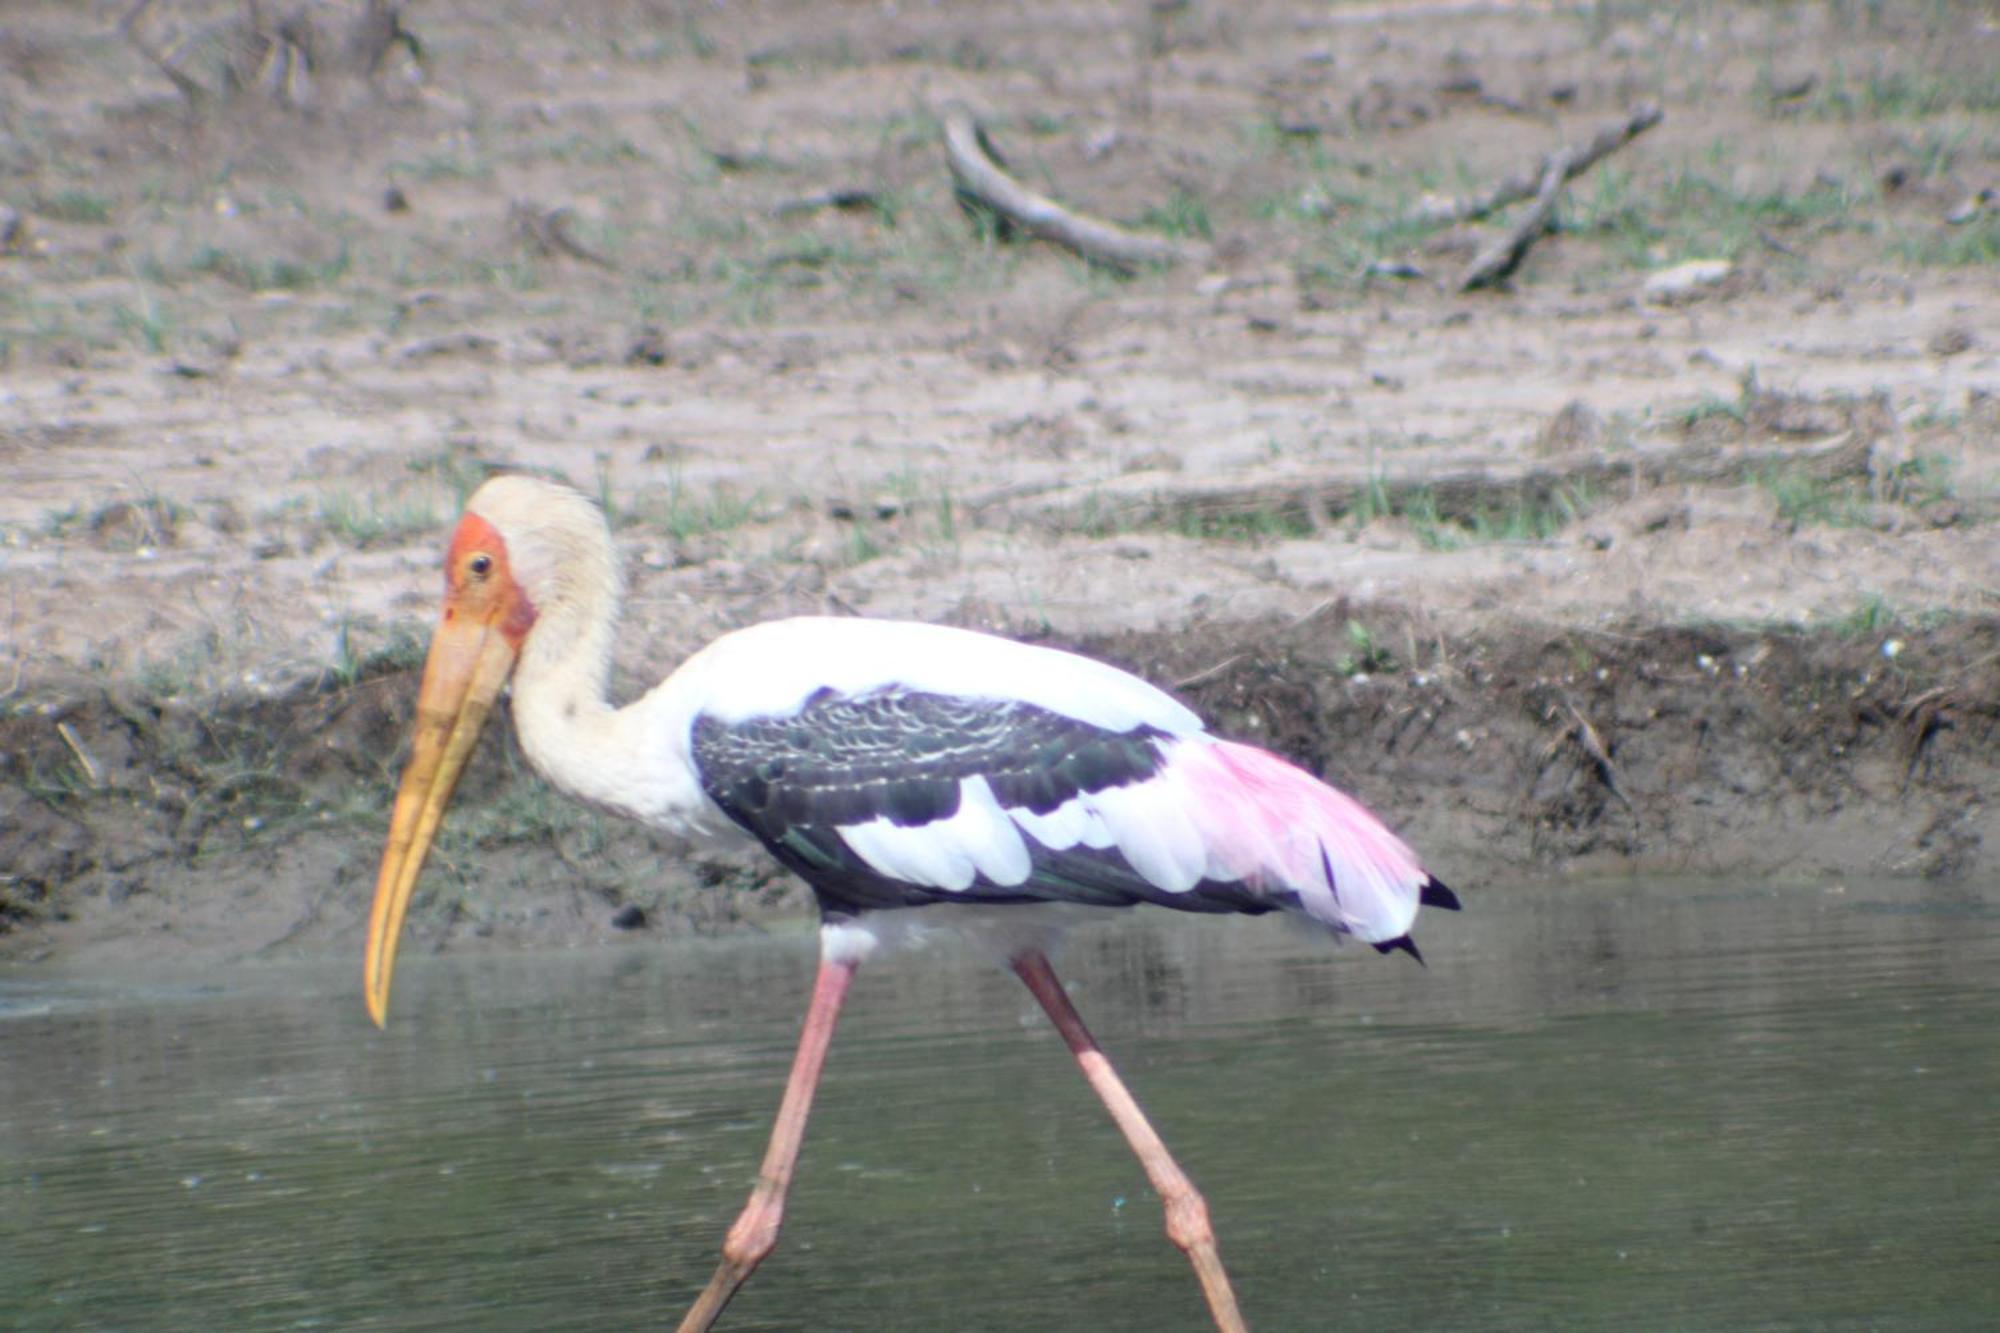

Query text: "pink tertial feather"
[1167, 740, 1430, 945]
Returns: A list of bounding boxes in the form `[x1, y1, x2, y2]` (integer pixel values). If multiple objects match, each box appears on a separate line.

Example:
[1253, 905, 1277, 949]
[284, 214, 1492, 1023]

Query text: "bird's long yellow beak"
[363, 611, 521, 1028]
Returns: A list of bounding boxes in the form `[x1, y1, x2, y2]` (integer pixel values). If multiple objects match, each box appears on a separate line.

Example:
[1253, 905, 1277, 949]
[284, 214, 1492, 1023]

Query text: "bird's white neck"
[507, 566, 678, 827]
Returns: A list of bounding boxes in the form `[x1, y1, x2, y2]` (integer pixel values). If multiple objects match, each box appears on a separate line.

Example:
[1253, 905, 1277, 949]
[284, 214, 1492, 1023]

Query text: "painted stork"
[364, 474, 1459, 1332]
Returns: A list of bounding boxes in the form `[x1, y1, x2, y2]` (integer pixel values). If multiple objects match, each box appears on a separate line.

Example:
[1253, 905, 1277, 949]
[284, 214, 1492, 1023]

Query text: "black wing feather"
[692, 688, 1185, 915]
[1419, 877, 1461, 911]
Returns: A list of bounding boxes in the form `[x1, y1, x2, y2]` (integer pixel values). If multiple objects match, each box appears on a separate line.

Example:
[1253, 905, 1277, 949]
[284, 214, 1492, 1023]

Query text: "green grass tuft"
[190, 244, 352, 292]
[316, 491, 443, 549]
[1759, 468, 1873, 529]
[1174, 506, 1315, 542]
[1834, 593, 1898, 638]
[34, 190, 112, 224]
[1335, 619, 1397, 677]
[1137, 189, 1213, 242]
[1888, 216, 2000, 268]
[624, 471, 762, 540]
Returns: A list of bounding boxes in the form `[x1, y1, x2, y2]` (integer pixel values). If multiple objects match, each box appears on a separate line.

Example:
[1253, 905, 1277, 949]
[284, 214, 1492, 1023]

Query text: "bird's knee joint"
[722, 1196, 785, 1268]
[1162, 1190, 1215, 1252]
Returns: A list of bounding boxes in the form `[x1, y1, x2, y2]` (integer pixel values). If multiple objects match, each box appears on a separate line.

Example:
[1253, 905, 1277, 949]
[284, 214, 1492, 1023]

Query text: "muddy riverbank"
[4, 610, 1993, 966]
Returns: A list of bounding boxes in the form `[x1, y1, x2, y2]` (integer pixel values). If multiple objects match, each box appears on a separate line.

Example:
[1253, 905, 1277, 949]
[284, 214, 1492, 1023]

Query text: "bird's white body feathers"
[677, 616, 1204, 735]
[470, 475, 1443, 957]
[515, 614, 1429, 948]
[511, 615, 1196, 835]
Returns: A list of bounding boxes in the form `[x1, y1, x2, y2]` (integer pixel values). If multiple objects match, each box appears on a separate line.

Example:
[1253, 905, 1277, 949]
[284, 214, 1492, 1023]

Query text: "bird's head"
[363, 474, 614, 1028]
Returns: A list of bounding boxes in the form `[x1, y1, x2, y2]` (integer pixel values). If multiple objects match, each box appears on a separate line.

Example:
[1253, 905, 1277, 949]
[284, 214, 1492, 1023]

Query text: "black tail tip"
[1373, 934, 1425, 965]
[1420, 877, 1462, 912]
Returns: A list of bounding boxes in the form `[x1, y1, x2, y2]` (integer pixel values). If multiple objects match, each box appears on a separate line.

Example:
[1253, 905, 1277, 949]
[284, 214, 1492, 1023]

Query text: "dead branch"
[1456, 148, 1570, 291]
[1408, 102, 1663, 228]
[940, 104, 1210, 273]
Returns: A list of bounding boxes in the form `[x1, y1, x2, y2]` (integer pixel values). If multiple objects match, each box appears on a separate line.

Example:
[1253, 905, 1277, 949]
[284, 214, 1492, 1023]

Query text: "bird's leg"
[677, 951, 859, 1333]
[1011, 949, 1249, 1333]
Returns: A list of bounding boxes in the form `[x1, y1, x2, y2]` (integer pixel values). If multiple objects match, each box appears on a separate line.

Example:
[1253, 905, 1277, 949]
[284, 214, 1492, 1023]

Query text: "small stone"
[1945, 187, 1996, 225]
[1641, 259, 1732, 304]
[1928, 327, 1974, 358]
[1540, 400, 1607, 455]
[1767, 70, 1817, 102]
[1366, 259, 1425, 280]
[626, 326, 669, 367]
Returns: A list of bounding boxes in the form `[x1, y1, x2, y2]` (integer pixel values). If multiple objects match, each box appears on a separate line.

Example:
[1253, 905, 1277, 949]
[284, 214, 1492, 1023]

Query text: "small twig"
[1408, 102, 1663, 228]
[1282, 597, 1343, 633]
[1898, 685, 1950, 721]
[1457, 148, 1570, 291]
[1173, 654, 1245, 690]
[1756, 227, 1803, 259]
[940, 104, 1209, 273]
[961, 478, 1074, 515]
[509, 200, 616, 268]
[118, 0, 206, 104]
[771, 188, 883, 219]
[1899, 686, 1955, 789]
[709, 147, 786, 173]
[56, 720, 105, 790]
[1564, 700, 1634, 817]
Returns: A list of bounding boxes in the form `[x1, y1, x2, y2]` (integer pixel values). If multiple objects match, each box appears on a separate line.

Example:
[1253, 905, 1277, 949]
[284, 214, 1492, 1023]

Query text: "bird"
[364, 473, 1459, 1333]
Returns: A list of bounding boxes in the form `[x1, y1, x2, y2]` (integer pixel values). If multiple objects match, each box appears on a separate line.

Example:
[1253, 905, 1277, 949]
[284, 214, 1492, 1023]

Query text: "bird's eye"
[468, 553, 494, 578]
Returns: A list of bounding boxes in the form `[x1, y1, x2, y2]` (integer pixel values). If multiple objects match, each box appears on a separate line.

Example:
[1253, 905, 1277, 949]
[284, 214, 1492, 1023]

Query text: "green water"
[3, 878, 1996, 1331]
